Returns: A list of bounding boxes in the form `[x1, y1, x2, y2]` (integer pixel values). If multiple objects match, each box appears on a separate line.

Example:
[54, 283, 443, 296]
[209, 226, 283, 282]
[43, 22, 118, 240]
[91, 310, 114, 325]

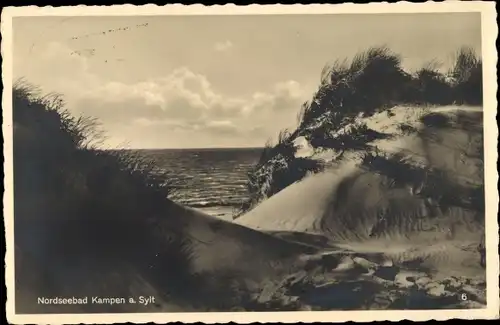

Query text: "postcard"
[2, 2, 499, 324]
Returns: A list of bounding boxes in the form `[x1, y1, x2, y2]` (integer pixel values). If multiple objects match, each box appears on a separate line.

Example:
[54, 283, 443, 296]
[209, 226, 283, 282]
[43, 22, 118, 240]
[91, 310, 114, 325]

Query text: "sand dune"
[232, 106, 486, 309]
[236, 107, 483, 241]
[235, 164, 482, 243]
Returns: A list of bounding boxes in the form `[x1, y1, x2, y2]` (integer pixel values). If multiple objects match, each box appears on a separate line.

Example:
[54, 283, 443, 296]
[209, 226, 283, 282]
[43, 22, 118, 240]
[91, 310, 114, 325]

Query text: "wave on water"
[179, 200, 240, 208]
[133, 148, 263, 214]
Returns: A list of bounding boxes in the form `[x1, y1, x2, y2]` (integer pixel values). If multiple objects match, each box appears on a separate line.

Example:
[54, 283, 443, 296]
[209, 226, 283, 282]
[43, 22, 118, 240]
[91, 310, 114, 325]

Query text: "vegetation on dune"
[12, 80, 254, 311]
[449, 47, 483, 106]
[359, 149, 484, 222]
[239, 46, 483, 214]
[13, 81, 326, 312]
[13, 80, 178, 228]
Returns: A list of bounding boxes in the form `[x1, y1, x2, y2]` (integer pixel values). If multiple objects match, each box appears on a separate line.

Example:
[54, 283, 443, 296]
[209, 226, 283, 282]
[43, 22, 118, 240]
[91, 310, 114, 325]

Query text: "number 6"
[460, 293, 468, 301]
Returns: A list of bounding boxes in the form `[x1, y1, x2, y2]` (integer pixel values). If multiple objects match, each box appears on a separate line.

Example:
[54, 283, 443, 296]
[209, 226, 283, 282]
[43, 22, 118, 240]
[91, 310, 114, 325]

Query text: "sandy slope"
[15, 200, 317, 313]
[179, 201, 486, 310]
[170, 202, 316, 276]
[236, 106, 483, 239]
[233, 106, 486, 309]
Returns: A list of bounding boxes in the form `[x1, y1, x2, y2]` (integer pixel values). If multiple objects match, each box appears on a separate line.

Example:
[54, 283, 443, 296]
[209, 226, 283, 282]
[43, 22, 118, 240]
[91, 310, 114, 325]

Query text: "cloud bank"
[15, 42, 312, 148]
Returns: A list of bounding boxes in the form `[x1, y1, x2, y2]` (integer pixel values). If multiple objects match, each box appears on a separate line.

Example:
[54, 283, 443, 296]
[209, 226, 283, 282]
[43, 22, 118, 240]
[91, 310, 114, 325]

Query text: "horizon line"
[101, 146, 267, 150]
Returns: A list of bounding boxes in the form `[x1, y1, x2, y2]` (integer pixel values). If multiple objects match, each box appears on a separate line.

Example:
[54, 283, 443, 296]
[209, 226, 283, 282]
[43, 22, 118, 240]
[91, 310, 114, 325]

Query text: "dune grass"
[13, 80, 327, 312]
[13, 80, 242, 311]
[13, 79, 178, 222]
[239, 46, 483, 214]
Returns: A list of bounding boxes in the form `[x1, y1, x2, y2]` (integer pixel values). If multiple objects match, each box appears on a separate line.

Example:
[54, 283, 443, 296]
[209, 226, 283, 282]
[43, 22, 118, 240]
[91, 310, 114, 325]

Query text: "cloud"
[213, 40, 233, 52]
[131, 118, 238, 135]
[85, 66, 248, 121]
[15, 41, 312, 148]
[245, 80, 306, 114]
[204, 120, 239, 135]
[81, 65, 307, 137]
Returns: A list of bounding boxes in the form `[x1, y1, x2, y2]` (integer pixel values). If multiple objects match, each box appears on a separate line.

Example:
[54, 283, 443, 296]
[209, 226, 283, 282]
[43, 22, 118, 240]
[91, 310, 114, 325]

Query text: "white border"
[2, 2, 499, 324]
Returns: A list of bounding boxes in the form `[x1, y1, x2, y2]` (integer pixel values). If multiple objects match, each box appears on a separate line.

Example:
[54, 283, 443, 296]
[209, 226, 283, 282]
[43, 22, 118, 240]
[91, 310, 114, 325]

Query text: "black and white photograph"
[2, 3, 499, 323]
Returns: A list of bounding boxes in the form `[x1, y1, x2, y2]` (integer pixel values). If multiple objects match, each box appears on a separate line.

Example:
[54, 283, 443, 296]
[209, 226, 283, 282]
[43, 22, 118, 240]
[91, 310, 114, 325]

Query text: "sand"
[232, 106, 486, 309]
[16, 186, 486, 312]
[15, 200, 318, 313]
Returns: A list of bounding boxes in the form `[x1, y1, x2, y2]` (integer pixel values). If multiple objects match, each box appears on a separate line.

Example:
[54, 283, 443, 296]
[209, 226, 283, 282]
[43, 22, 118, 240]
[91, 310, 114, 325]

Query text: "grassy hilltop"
[238, 46, 483, 215]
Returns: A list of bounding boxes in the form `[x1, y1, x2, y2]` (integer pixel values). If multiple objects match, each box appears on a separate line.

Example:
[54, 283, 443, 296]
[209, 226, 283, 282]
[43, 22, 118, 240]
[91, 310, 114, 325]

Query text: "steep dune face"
[168, 202, 316, 280]
[235, 107, 485, 276]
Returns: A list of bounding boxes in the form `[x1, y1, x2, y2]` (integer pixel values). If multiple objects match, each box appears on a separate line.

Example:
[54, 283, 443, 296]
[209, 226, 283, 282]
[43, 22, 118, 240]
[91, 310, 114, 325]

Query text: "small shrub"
[450, 47, 483, 105]
[414, 65, 453, 105]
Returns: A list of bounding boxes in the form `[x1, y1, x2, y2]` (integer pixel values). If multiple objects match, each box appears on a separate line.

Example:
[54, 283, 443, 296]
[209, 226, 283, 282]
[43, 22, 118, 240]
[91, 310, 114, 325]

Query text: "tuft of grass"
[398, 123, 418, 135]
[360, 150, 427, 189]
[257, 129, 297, 165]
[300, 46, 409, 130]
[449, 47, 483, 105]
[308, 121, 391, 155]
[413, 63, 453, 105]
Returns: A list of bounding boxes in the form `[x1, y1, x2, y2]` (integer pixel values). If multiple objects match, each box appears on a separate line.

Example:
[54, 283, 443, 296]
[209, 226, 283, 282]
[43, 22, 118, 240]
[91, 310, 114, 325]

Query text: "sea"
[134, 147, 264, 220]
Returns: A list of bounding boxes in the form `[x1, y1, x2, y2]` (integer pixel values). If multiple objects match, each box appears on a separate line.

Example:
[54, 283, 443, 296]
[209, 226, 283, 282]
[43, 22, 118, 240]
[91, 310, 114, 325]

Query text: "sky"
[13, 13, 481, 149]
